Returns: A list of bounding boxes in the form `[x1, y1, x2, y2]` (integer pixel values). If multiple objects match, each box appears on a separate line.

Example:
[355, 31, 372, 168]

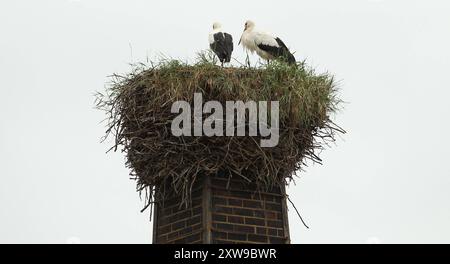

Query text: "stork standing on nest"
[208, 22, 233, 67]
[239, 20, 296, 66]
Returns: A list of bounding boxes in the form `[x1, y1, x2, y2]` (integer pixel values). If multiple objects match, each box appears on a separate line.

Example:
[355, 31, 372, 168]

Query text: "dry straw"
[96, 52, 344, 210]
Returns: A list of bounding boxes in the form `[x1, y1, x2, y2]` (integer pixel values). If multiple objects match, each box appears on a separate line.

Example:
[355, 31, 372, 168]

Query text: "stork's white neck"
[212, 27, 223, 33]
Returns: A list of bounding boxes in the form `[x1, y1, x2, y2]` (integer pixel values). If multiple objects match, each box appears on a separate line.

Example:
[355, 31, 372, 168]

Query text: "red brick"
[277, 229, 285, 237]
[179, 226, 193, 236]
[212, 214, 227, 222]
[215, 223, 234, 231]
[154, 175, 289, 244]
[228, 198, 243, 206]
[243, 200, 263, 209]
[158, 224, 171, 235]
[248, 234, 268, 243]
[227, 216, 245, 224]
[186, 215, 201, 226]
[234, 225, 255, 233]
[212, 231, 227, 240]
[269, 237, 286, 244]
[267, 220, 283, 228]
[212, 197, 227, 206]
[185, 233, 201, 243]
[215, 206, 233, 214]
[167, 231, 180, 240]
[256, 227, 267, 235]
[171, 220, 186, 230]
[233, 208, 253, 217]
[265, 211, 277, 220]
[253, 210, 265, 218]
[192, 206, 202, 215]
[214, 239, 230, 244]
[265, 202, 281, 211]
[245, 217, 265, 226]
[228, 233, 247, 241]
[267, 228, 278, 236]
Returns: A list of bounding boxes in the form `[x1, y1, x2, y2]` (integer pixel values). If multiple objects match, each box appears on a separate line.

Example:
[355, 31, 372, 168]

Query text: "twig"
[287, 197, 309, 229]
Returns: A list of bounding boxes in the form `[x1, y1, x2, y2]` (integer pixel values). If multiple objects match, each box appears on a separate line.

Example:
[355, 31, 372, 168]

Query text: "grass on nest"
[96, 51, 344, 210]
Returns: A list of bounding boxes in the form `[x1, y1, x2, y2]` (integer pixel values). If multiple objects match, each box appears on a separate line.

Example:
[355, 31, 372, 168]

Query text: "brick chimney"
[152, 173, 290, 244]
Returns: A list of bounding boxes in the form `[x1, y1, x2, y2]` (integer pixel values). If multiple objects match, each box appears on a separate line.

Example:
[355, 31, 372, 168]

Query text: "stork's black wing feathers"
[210, 32, 233, 63]
[224, 33, 233, 62]
[257, 37, 296, 64]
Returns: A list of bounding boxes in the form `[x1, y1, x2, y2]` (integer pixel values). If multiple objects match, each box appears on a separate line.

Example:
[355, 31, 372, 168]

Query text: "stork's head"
[212, 22, 222, 30]
[244, 20, 255, 31]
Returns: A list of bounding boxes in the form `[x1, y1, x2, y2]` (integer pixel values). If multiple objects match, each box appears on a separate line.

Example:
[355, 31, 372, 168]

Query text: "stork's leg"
[246, 53, 251, 68]
[221, 61, 224, 67]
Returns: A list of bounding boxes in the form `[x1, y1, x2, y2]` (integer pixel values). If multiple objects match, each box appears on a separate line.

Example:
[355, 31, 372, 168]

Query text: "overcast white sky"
[1, 0, 449, 244]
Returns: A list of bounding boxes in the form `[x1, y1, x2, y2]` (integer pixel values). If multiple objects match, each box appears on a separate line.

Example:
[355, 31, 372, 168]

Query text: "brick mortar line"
[212, 205, 282, 213]
[213, 194, 282, 204]
[213, 239, 265, 244]
[210, 227, 289, 240]
[211, 220, 283, 231]
[211, 186, 284, 197]
[212, 212, 281, 221]
[220, 215, 278, 222]
[159, 201, 203, 213]
[158, 213, 202, 231]
[211, 178, 282, 187]
[162, 230, 204, 244]
[158, 205, 202, 220]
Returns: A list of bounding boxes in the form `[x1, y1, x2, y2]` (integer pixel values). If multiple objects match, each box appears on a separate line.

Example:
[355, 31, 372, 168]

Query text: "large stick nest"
[96, 53, 344, 209]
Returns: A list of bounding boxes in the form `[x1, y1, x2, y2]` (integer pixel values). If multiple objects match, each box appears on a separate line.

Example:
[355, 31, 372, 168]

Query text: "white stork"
[239, 20, 296, 65]
[208, 22, 233, 67]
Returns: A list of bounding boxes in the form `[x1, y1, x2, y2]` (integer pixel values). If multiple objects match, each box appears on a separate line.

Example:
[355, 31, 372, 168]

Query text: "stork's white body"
[240, 30, 279, 61]
[239, 20, 296, 64]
